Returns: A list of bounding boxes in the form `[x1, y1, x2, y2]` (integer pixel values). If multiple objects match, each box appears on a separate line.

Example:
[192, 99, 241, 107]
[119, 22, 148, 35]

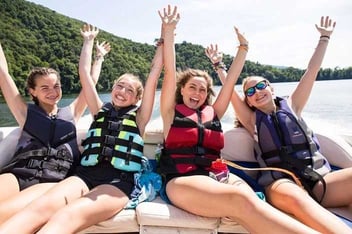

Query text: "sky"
[27, 0, 352, 69]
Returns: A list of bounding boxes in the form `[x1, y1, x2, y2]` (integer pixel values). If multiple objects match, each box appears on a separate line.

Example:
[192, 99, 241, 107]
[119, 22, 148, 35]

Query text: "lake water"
[1, 79, 351, 135]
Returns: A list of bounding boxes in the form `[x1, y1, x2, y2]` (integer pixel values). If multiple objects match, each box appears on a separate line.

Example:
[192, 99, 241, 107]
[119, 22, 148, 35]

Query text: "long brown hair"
[175, 68, 215, 105]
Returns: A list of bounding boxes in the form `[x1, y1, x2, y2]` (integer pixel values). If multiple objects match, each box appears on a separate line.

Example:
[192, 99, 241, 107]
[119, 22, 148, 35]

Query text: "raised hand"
[80, 24, 99, 41]
[205, 44, 223, 65]
[234, 26, 248, 46]
[158, 5, 180, 30]
[315, 16, 336, 37]
[95, 41, 111, 57]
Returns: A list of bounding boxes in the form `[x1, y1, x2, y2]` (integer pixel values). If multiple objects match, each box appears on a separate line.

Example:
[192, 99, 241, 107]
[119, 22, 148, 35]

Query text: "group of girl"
[0, 4, 351, 234]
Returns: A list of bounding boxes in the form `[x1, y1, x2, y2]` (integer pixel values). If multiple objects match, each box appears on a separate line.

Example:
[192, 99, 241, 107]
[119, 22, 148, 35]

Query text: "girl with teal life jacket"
[0, 25, 109, 224]
[0, 20, 163, 233]
[207, 16, 351, 233]
[159, 5, 321, 234]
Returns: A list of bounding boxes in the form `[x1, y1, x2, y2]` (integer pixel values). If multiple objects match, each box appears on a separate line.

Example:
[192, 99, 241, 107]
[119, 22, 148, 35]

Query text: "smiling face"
[111, 74, 142, 108]
[29, 73, 62, 109]
[181, 76, 208, 109]
[243, 76, 275, 111]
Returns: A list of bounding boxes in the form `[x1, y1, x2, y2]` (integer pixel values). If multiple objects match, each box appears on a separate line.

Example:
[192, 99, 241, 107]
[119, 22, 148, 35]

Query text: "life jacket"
[2, 104, 79, 182]
[80, 103, 144, 172]
[160, 104, 224, 175]
[255, 97, 331, 202]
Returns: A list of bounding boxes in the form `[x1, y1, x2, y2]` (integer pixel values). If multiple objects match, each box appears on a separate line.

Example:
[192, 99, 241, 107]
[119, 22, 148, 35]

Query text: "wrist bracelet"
[238, 44, 249, 52]
[154, 38, 164, 47]
[212, 61, 227, 71]
[320, 35, 330, 40]
[95, 55, 104, 61]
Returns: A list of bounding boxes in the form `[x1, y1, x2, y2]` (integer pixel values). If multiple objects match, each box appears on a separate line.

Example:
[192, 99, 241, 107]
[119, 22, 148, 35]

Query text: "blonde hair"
[112, 73, 143, 99]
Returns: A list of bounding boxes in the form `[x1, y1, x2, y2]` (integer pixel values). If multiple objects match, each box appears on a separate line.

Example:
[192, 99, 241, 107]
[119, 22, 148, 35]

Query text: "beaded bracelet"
[154, 38, 164, 47]
[212, 61, 227, 71]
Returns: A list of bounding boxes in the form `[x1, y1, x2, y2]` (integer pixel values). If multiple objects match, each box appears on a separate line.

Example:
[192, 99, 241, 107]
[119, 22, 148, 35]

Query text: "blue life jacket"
[255, 97, 330, 202]
[3, 104, 79, 182]
[80, 103, 144, 172]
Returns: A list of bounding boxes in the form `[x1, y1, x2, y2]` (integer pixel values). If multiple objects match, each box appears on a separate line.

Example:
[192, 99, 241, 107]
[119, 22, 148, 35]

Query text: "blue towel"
[125, 156, 162, 209]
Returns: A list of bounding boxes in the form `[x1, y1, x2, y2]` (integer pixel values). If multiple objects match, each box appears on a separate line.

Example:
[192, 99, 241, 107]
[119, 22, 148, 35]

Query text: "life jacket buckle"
[280, 145, 294, 154]
[46, 147, 58, 157]
[27, 159, 42, 169]
[194, 156, 212, 167]
[104, 135, 116, 146]
[101, 146, 113, 157]
[195, 146, 205, 155]
[108, 120, 122, 131]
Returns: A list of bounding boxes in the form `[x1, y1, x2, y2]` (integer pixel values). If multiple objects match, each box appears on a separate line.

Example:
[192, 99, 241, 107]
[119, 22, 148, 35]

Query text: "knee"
[24, 195, 57, 217]
[228, 189, 262, 218]
[269, 190, 308, 211]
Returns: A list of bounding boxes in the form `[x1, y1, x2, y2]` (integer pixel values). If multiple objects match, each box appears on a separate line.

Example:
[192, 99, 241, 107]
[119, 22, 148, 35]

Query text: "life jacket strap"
[163, 146, 219, 156]
[82, 146, 142, 165]
[171, 155, 217, 167]
[82, 136, 143, 153]
[262, 143, 309, 159]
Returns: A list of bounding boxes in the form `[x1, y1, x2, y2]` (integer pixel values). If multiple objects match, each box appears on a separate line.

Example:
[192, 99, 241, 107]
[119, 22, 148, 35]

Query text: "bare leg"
[0, 182, 56, 224]
[315, 168, 352, 207]
[266, 178, 351, 233]
[0, 173, 19, 202]
[37, 184, 129, 233]
[0, 176, 89, 234]
[166, 174, 319, 234]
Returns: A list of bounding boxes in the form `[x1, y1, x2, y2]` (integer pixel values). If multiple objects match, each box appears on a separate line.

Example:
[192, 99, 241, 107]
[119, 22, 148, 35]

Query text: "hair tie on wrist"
[320, 35, 330, 39]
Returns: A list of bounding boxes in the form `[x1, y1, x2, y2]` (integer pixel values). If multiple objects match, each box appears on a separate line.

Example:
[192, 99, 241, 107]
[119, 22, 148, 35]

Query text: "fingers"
[159, 5, 180, 25]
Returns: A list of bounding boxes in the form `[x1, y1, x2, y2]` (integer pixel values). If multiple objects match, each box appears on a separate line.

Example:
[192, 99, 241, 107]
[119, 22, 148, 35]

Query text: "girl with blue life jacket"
[209, 16, 352, 233]
[0, 25, 109, 224]
[0, 21, 163, 233]
[159, 5, 320, 234]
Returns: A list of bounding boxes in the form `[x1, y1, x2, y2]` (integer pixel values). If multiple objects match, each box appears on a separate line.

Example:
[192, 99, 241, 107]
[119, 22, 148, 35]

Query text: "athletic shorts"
[74, 161, 135, 198]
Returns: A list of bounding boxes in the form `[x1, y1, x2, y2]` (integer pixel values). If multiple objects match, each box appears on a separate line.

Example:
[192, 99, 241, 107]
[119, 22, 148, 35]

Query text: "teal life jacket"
[80, 103, 144, 172]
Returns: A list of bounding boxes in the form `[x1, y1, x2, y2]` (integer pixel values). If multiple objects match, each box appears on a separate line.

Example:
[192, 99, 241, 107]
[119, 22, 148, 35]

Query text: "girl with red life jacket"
[207, 16, 351, 233]
[0, 25, 109, 224]
[159, 5, 320, 234]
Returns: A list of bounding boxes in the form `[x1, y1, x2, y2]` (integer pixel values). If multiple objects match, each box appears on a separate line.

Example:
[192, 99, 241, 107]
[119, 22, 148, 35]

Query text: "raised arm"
[205, 44, 249, 129]
[212, 27, 248, 119]
[91, 40, 111, 82]
[77, 24, 103, 117]
[136, 25, 164, 136]
[158, 5, 180, 136]
[0, 42, 27, 127]
[205, 44, 227, 83]
[290, 16, 336, 116]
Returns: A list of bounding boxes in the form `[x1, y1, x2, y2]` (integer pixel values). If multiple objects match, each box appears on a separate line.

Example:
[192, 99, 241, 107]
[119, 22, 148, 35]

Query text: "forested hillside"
[0, 0, 351, 96]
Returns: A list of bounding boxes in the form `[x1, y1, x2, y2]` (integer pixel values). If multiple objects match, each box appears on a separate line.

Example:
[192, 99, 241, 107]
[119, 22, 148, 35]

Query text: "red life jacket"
[160, 104, 224, 174]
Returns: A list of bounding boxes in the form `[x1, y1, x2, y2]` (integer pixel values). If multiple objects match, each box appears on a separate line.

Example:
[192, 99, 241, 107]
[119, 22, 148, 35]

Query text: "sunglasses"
[244, 80, 268, 97]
